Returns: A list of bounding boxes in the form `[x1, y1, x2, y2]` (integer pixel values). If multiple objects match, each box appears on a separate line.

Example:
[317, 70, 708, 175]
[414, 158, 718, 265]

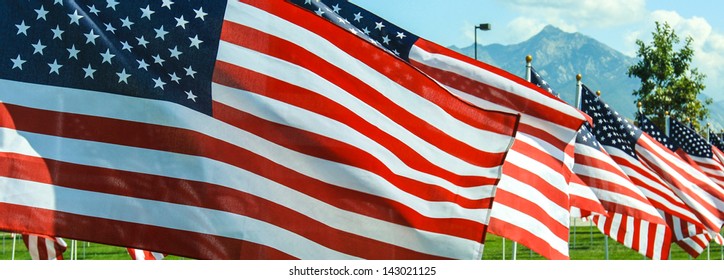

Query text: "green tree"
[627, 21, 710, 130]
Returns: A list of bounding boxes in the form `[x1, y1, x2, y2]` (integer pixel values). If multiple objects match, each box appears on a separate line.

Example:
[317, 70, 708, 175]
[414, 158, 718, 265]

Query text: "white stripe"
[0, 177, 359, 260]
[0, 127, 484, 222]
[132, 249, 145, 260]
[407, 45, 583, 122]
[623, 216, 634, 248]
[212, 83, 500, 197]
[0, 129, 481, 259]
[222, 1, 508, 150]
[672, 216, 684, 241]
[446, 87, 575, 144]
[606, 148, 700, 222]
[609, 214, 622, 240]
[493, 174, 568, 227]
[44, 238, 57, 260]
[489, 203, 568, 257]
[214, 41, 510, 170]
[28, 235, 40, 260]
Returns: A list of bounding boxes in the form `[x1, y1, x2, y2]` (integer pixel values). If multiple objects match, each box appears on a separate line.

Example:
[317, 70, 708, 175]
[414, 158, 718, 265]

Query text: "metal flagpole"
[11, 233, 16, 260]
[664, 111, 670, 136]
[502, 238, 506, 260]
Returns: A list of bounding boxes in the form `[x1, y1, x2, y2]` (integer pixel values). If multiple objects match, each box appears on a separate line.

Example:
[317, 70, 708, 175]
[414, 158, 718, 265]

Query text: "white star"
[137, 59, 149, 70]
[104, 22, 116, 34]
[67, 45, 80, 59]
[362, 27, 370, 35]
[51, 25, 64, 40]
[184, 66, 197, 78]
[186, 90, 197, 102]
[136, 36, 149, 47]
[304, 0, 312, 4]
[332, 4, 341, 13]
[10, 55, 25, 70]
[35, 6, 49, 20]
[120, 17, 134, 29]
[152, 54, 165, 66]
[117, 69, 131, 84]
[315, 8, 324, 16]
[175, 16, 189, 29]
[194, 7, 208, 21]
[353, 12, 363, 22]
[382, 35, 390, 44]
[153, 77, 166, 90]
[396, 32, 406, 39]
[106, 0, 119, 10]
[375, 21, 385, 30]
[168, 46, 182, 59]
[100, 49, 115, 64]
[83, 64, 96, 79]
[169, 72, 181, 84]
[140, 5, 155, 20]
[88, 5, 101, 15]
[162, 0, 174, 9]
[15, 21, 30, 35]
[53, 0, 63, 6]
[31, 40, 46, 55]
[121, 41, 133, 52]
[68, 10, 84, 25]
[48, 59, 62, 75]
[154, 26, 169, 40]
[189, 35, 203, 49]
[84, 29, 100, 45]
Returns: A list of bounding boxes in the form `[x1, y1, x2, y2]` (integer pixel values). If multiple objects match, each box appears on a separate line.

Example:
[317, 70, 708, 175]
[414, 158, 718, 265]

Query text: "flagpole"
[665, 111, 670, 136]
[11, 233, 16, 260]
[575, 74, 582, 111]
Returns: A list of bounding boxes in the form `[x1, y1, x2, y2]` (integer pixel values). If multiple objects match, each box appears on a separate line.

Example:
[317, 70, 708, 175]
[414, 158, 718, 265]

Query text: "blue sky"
[350, 0, 724, 102]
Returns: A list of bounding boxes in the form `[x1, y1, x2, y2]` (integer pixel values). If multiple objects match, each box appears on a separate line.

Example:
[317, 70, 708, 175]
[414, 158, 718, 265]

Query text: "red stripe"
[409, 56, 582, 131]
[0, 203, 294, 260]
[217, 20, 517, 168]
[489, 189, 568, 241]
[487, 217, 568, 260]
[211, 60, 504, 183]
[0, 103, 492, 218]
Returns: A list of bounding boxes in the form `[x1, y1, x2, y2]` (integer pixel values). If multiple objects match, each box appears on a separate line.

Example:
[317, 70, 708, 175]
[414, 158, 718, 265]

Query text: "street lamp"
[474, 23, 491, 60]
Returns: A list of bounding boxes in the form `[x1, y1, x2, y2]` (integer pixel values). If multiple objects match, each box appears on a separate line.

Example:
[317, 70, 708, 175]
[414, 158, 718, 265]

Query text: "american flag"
[291, 0, 589, 259]
[529, 65, 670, 259]
[583, 88, 723, 257]
[529, 66, 558, 97]
[710, 130, 724, 152]
[669, 118, 724, 188]
[0, 1, 519, 259]
[127, 248, 167, 260]
[22, 234, 67, 260]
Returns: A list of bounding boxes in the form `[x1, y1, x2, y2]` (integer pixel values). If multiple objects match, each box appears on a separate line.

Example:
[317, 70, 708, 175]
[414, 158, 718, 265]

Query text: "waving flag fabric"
[22, 234, 67, 260]
[127, 248, 167, 260]
[0, 0, 520, 259]
[710, 131, 724, 152]
[292, 0, 589, 260]
[669, 118, 724, 188]
[581, 88, 724, 256]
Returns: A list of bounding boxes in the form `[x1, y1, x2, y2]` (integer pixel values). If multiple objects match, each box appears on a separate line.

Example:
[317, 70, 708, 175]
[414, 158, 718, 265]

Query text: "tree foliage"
[627, 22, 710, 130]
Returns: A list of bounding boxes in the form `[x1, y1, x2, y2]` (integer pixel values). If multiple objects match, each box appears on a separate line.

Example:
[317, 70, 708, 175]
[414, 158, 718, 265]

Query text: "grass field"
[1, 227, 722, 260]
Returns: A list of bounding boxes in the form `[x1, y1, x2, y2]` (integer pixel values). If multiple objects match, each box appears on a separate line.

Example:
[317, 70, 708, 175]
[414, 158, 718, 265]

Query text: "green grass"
[483, 225, 724, 260]
[2, 229, 723, 260]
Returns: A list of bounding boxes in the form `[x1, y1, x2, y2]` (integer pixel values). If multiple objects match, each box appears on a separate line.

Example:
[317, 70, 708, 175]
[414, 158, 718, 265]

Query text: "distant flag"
[22, 234, 66, 260]
[582, 88, 724, 257]
[127, 248, 167, 260]
[0, 0, 519, 259]
[530, 67, 669, 259]
[669, 118, 724, 188]
[529, 66, 558, 97]
[710, 130, 724, 152]
[292, 0, 589, 260]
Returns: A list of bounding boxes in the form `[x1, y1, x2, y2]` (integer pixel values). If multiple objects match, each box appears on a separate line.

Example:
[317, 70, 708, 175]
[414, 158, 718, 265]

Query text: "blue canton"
[670, 118, 712, 158]
[638, 114, 677, 151]
[0, 0, 226, 115]
[530, 67, 558, 97]
[711, 131, 724, 152]
[289, 0, 419, 60]
[580, 85, 642, 158]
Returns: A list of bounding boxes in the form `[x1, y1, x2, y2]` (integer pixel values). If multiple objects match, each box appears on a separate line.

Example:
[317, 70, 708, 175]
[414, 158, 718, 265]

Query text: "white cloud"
[500, 0, 646, 29]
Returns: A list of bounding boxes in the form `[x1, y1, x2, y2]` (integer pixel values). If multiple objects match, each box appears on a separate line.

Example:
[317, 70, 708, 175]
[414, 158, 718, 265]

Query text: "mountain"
[450, 25, 642, 120]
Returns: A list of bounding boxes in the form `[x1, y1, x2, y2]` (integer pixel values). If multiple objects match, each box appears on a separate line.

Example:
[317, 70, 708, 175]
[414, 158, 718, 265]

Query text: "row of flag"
[0, 0, 723, 260]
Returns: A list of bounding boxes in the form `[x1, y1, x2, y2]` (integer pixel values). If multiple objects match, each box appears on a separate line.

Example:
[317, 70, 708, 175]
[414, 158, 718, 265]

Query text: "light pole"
[474, 23, 491, 60]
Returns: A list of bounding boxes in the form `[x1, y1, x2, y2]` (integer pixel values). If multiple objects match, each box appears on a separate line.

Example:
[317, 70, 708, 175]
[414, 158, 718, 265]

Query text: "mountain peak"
[540, 25, 565, 35]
